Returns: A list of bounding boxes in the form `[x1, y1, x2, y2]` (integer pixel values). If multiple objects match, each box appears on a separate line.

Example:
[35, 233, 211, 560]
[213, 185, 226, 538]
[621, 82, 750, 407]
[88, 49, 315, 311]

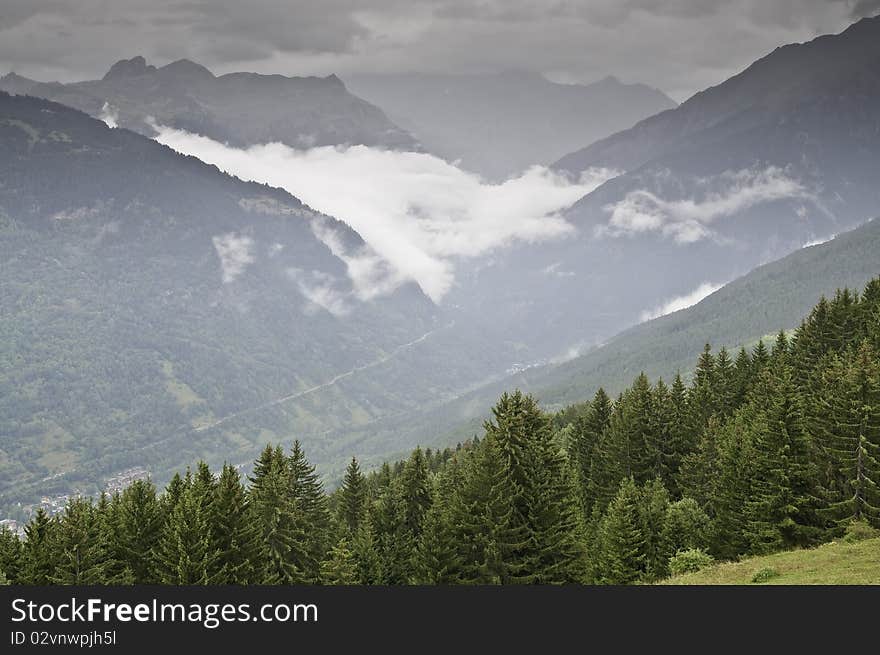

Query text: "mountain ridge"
[0, 56, 417, 151]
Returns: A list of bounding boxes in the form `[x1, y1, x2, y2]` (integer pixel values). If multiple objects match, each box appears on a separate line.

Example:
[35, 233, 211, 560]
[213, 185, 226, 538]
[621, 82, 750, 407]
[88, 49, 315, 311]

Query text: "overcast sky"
[1, 1, 878, 100]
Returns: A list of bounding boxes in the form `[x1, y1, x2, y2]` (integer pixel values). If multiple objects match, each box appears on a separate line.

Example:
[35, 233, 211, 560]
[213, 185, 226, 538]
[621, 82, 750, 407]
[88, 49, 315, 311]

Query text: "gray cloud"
[0, 1, 876, 100]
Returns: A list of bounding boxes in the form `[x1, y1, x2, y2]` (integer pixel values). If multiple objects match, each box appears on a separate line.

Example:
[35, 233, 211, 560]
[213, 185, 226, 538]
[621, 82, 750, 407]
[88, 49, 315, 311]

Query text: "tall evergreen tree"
[110, 479, 163, 583]
[745, 363, 822, 552]
[154, 484, 219, 584]
[0, 526, 23, 584]
[248, 445, 308, 584]
[813, 342, 880, 527]
[212, 464, 260, 584]
[288, 441, 332, 581]
[51, 498, 112, 584]
[19, 508, 56, 585]
[338, 457, 368, 536]
[569, 388, 612, 514]
[595, 478, 646, 584]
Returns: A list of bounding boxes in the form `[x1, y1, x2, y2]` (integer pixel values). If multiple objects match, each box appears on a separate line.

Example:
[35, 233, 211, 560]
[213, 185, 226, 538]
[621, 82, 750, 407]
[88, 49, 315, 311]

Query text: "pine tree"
[714, 347, 736, 419]
[411, 501, 460, 584]
[350, 520, 383, 585]
[110, 479, 163, 583]
[639, 478, 671, 581]
[154, 483, 219, 584]
[744, 363, 822, 552]
[732, 347, 753, 407]
[319, 538, 358, 585]
[688, 344, 717, 433]
[0, 525, 23, 584]
[248, 445, 308, 584]
[447, 429, 527, 584]
[51, 498, 112, 584]
[338, 457, 368, 536]
[710, 412, 757, 560]
[288, 441, 332, 581]
[19, 508, 56, 585]
[752, 339, 770, 377]
[813, 342, 880, 527]
[665, 373, 693, 496]
[595, 478, 646, 584]
[569, 388, 612, 514]
[212, 464, 260, 584]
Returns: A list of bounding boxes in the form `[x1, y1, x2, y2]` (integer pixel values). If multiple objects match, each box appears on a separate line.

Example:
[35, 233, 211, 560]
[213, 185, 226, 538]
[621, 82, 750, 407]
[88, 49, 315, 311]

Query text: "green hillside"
[663, 538, 880, 585]
[533, 217, 880, 406]
[338, 217, 880, 466]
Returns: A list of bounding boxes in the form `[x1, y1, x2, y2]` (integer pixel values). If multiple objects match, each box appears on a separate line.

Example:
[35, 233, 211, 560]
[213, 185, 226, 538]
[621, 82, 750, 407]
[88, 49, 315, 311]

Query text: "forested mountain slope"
[3, 276, 879, 585]
[0, 92, 506, 512]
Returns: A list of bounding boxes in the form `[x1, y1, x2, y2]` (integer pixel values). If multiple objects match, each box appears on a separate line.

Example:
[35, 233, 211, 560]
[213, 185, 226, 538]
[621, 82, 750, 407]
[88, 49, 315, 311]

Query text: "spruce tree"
[0, 526, 23, 584]
[248, 445, 308, 584]
[288, 441, 332, 581]
[319, 538, 358, 585]
[110, 479, 163, 583]
[51, 498, 112, 584]
[639, 478, 671, 581]
[710, 411, 757, 559]
[745, 363, 822, 552]
[569, 388, 612, 514]
[212, 464, 260, 584]
[665, 373, 693, 496]
[595, 477, 646, 584]
[447, 430, 527, 584]
[19, 508, 56, 585]
[813, 342, 880, 527]
[411, 501, 460, 584]
[154, 484, 219, 584]
[338, 457, 368, 536]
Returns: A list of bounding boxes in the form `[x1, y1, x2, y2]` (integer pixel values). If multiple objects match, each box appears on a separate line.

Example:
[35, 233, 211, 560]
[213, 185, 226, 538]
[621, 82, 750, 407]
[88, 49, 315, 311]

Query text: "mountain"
[0, 56, 417, 150]
[338, 215, 880, 466]
[345, 71, 676, 180]
[555, 16, 880, 175]
[434, 16, 880, 374]
[0, 92, 515, 510]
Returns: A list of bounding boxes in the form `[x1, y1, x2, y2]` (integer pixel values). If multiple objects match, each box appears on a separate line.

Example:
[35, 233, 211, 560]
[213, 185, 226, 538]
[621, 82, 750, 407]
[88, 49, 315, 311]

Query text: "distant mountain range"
[0, 56, 417, 150]
[345, 71, 676, 180]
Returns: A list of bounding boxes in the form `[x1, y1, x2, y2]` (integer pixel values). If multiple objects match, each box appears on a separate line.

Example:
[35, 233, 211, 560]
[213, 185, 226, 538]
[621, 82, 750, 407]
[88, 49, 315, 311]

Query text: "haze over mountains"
[345, 71, 676, 180]
[2, 16, 880, 510]
[437, 15, 880, 366]
[0, 56, 417, 150]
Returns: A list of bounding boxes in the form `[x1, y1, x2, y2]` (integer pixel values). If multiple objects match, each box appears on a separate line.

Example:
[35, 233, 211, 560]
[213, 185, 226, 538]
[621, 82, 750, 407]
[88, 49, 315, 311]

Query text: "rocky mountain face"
[345, 70, 676, 180]
[0, 56, 418, 150]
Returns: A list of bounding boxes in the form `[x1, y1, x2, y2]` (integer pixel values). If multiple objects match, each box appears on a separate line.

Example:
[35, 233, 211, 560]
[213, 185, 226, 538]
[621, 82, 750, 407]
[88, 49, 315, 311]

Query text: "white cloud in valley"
[155, 125, 613, 302]
[640, 281, 724, 322]
[601, 167, 813, 243]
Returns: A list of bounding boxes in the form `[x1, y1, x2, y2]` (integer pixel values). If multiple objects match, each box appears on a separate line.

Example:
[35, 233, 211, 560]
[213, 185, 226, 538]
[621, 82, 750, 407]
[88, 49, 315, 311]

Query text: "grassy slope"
[662, 538, 880, 585]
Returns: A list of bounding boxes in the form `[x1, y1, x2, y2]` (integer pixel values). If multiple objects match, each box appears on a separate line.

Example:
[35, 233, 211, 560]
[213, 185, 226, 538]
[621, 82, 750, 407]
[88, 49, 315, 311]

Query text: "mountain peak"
[103, 56, 157, 81]
[596, 74, 622, 85]
[159, 58, 215, 81]
[0, 71, 39, 95]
